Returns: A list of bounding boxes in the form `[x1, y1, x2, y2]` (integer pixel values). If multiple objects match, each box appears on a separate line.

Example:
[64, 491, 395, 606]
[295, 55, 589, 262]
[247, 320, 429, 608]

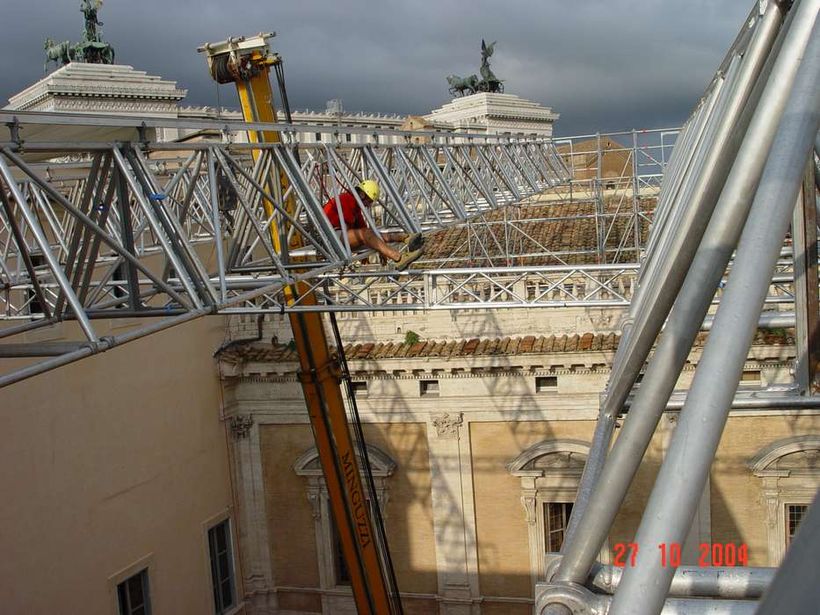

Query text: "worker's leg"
[346, 228, 402, 262]
[383, 230, 424, 251]
[380, 231, 408, 243]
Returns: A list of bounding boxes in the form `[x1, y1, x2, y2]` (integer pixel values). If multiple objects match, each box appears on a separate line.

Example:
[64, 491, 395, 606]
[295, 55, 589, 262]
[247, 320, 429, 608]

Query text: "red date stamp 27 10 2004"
[612, 542, 749, 568]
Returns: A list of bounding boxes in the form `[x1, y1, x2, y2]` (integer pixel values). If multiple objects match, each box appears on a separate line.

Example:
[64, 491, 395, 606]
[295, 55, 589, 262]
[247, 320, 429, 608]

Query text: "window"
[113, 263, 127, 301]
[740, 369, 762, 386]
[351, 381, 368, 397]
[26, 253, 45, 316]
[330, 499, 372, 585]
[786, 504, 808, 546]
[208, 520, 236, 614]
[536, 376, 558, 392]
[331, 515, 352, 585]
[544, 502, 573, 553]
[294, 445, 396, 591]
[345, 133, 352, 143]
[117, 569, 151, 615]
[315, 132, 322, 142]
[508, 440, 608, 585]
[420, 380, 439, 397]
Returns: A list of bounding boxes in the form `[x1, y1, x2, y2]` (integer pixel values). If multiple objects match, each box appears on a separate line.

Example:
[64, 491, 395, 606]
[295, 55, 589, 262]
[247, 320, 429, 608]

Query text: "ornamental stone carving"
[432, 412, 463, 439]
[229, 414, 254, 440]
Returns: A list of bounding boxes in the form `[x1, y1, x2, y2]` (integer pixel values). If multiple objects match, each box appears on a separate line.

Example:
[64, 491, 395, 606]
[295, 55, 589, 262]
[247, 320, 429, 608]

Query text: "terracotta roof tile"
[429, 341, 446, 357]
[590, 334, 602, 352]
[419, 198, 655, 267]
[217, 327, 791, 366]
[542, 336, 554, 353]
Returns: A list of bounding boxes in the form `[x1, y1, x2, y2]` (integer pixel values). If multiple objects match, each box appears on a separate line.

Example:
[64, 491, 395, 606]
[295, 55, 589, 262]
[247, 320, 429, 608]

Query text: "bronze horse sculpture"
[446, 40, 504, 97]
[447, 74, 480, 97]
[44, 38, 75, 71]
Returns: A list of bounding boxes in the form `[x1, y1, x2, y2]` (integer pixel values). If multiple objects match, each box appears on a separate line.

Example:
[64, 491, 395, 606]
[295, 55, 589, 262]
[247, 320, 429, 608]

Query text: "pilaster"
[230, 414, 278, 614]
[426, 412, 481, 614]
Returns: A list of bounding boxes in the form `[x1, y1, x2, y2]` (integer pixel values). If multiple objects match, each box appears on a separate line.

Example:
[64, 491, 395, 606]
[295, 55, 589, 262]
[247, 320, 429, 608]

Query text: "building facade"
[1, 57, 816, 615]
[215, 308, 818, 615]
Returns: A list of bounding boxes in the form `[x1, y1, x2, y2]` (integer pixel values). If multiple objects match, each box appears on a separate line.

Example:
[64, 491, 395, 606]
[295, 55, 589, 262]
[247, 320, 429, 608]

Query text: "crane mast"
[199, 33, 401, 615]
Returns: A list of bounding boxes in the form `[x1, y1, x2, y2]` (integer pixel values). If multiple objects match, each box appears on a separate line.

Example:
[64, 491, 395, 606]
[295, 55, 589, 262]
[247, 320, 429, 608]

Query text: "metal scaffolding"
[0, 115, 579, 381]
[538, 0, 820, 613]
[0, 0, 815, 611]
[0, 107, 800, 388]
[432, 128, 675, 267]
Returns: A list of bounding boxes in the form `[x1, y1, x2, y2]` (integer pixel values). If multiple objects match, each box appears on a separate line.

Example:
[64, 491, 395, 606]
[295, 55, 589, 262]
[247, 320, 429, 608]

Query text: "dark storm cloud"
[1, 0, 752, 135]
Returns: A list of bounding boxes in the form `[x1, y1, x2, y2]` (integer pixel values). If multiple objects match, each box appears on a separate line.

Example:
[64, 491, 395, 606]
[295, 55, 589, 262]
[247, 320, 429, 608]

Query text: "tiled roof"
[218, 333, 619, 364]
[217, 328, 793, 365]
[418, 199, 655, 266]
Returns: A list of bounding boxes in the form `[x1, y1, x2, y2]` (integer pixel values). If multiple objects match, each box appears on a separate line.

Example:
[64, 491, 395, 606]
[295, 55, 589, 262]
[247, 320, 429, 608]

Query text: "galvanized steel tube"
[556, 0, 813, 589]
[610, 15, 820, 615]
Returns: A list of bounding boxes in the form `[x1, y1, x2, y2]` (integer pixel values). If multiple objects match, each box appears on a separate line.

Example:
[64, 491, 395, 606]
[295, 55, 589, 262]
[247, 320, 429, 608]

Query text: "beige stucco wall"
[0, 317, 234, 614]
[260, 423, 322, 589]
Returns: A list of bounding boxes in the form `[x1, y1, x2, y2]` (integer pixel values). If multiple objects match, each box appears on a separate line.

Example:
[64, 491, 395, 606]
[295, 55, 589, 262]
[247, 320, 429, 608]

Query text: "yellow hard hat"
[358, 179, 380, 201]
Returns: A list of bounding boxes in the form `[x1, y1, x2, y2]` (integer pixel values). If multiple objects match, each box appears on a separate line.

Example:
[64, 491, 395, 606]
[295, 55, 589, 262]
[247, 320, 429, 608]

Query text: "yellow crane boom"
[198, 33, 400, 615]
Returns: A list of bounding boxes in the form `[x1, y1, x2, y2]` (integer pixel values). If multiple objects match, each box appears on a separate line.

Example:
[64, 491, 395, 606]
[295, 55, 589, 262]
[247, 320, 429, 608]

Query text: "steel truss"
[423, 128, 677, 268]
[0, 102, 803, 387]
[539, 1, 820, 614]
[0, 118, 579, 381]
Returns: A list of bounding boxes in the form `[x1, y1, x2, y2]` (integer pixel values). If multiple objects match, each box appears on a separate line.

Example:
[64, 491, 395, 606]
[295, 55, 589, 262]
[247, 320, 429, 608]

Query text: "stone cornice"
[7, 63, 187, 110]
[220, 352, 793, 382]
[427, 92, 560, 123]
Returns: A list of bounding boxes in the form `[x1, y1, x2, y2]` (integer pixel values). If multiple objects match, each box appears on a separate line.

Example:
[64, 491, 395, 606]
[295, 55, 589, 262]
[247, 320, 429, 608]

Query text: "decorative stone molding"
[427, 92, 559, 137]
[521, 493, 538, 526]
[6, 63, 186, 112]
[749, 435, 820, 474]
[229, 414, 254, 440]
[306, 486, 322, 521]
[507, 439, 590, 474]
[432, 412, 463, 439]
[748, 435, 820, 564]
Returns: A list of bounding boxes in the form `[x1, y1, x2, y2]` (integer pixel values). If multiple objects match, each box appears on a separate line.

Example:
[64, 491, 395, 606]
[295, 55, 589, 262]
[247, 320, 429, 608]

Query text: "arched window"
[748, 435, 820, 565]
[293, 445, 396, 589]
[507, 439, 608, 583]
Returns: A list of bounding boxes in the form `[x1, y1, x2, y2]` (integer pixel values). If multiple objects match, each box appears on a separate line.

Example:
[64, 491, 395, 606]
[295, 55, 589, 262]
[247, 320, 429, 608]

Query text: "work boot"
[395, 247, 423, 271]
[404, 232, 424, 252]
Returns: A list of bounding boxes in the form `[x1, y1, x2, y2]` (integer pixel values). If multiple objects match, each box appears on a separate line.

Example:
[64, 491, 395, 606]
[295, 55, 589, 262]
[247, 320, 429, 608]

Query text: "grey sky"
[1, 1, 753, 136]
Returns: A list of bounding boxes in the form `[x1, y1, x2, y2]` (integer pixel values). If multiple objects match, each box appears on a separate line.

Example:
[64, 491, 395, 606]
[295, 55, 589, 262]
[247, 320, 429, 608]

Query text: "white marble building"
[5, 62, 560, 144]
[427, 92, 559, 138]
[6, 62, 187, 118]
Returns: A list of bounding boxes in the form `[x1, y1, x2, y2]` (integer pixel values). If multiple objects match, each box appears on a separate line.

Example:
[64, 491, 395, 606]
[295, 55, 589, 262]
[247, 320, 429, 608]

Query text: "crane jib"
[343, 450, 373, 548]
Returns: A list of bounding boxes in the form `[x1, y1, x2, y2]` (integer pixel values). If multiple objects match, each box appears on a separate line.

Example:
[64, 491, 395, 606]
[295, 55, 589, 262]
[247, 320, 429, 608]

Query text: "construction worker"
[323, 179, 424, 270]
